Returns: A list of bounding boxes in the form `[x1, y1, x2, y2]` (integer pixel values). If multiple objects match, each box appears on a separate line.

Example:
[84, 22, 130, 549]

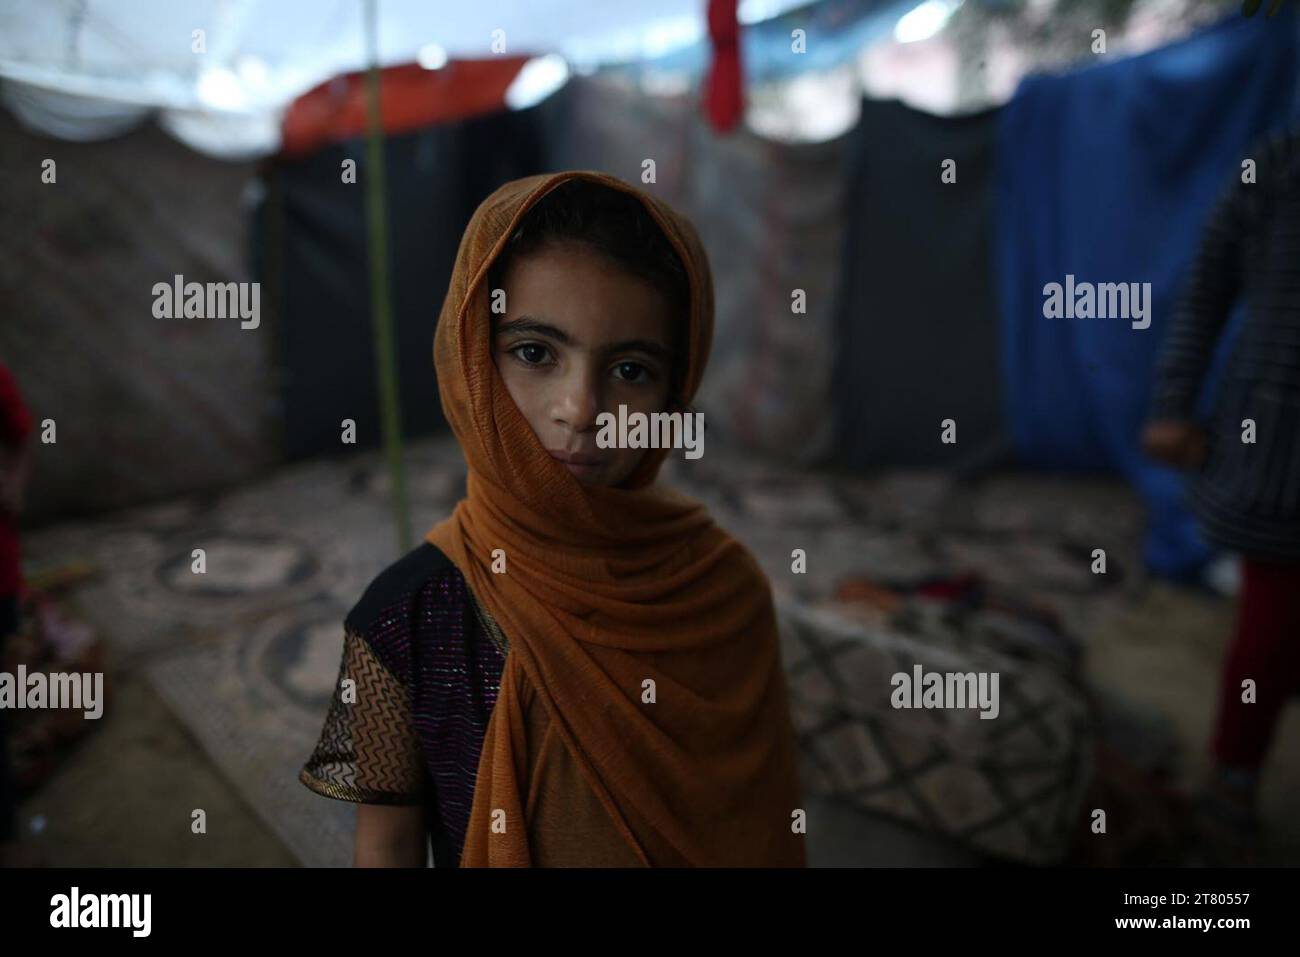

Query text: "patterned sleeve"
[1149, 130, 1291, 419]
[298, 624, 426, 805]
[1150, 177, 1247, 419]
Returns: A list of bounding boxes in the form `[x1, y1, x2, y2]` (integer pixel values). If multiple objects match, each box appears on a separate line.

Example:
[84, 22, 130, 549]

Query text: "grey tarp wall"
[0, 108, 273, 525]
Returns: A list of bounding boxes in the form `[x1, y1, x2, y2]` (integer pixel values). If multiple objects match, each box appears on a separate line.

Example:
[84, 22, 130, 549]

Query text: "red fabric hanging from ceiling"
[281, 56, 530, 158]
[703, 0, 744, 133]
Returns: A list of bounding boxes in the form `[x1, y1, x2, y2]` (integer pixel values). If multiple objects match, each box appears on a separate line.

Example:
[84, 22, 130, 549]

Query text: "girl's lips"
[548, 450, 603, 478]
[559, 460, 599, 477]
[548, 450, 602, 465]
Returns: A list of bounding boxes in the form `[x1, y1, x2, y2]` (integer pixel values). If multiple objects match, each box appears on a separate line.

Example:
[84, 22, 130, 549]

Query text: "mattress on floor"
[777, 595, 1094, 865]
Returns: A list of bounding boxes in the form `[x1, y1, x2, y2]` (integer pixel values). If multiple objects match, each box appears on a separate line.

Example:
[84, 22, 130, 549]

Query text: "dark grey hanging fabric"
[255, 107, 547, 460]
[833, 98, 1002, 470]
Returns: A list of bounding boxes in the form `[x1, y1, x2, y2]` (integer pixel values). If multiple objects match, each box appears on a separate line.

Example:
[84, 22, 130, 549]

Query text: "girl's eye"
[510, 343, 551, 365]
[612, 361, 653, 383]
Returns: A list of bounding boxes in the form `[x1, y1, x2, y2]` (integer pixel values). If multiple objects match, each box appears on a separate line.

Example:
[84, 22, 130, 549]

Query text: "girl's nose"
[552, 370, 601, 432]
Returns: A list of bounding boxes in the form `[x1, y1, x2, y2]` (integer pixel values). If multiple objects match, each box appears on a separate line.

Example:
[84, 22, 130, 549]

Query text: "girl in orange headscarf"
[301, 171, 806, 867]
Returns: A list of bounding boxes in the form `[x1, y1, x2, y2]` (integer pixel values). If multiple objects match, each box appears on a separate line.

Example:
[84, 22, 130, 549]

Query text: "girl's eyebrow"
[609, 338, 672, 363]
[497, 315, 670, 362]
[496, 316, 574, 345]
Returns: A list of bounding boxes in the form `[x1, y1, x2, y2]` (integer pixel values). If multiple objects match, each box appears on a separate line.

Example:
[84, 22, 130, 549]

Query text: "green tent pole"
[362, 0, 411, 553]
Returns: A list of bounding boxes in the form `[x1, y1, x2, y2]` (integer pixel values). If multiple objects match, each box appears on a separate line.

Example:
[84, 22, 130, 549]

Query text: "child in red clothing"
[0, 361, 33, 864]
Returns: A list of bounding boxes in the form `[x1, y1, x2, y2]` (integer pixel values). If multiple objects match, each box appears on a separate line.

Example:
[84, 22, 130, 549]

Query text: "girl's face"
[491, 242, 676, 487]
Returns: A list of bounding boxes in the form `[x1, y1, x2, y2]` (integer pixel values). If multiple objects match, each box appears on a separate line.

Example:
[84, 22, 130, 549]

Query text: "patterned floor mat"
[22, 435, 1146, 866]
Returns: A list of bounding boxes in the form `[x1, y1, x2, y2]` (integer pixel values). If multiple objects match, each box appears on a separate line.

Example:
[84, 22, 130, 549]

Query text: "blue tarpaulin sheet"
[995, 9, 1299, 580]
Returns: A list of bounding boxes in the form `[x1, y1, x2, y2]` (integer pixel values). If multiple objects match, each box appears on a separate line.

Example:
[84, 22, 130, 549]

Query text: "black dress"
[299, 543, 508, 867]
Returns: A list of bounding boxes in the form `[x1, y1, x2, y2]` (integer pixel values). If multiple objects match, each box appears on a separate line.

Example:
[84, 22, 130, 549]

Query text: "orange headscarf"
[425, 170, 806, 867]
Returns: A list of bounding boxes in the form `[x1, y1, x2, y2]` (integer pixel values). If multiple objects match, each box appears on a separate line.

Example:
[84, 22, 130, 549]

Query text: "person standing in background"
[1142, 126, 1300, 863]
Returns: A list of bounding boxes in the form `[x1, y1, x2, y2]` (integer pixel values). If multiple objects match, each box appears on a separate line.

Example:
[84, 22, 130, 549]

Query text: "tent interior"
[1, 0, 1298, 869]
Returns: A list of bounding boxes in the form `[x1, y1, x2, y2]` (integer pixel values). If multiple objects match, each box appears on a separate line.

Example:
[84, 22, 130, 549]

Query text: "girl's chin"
[574, 470, 615, 487]
[568, 461, 635, 487]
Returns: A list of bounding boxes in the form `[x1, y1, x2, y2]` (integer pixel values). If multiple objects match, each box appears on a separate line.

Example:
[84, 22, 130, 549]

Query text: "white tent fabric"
[0, 79, 149, 140]
[0, 0, 812, 157]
